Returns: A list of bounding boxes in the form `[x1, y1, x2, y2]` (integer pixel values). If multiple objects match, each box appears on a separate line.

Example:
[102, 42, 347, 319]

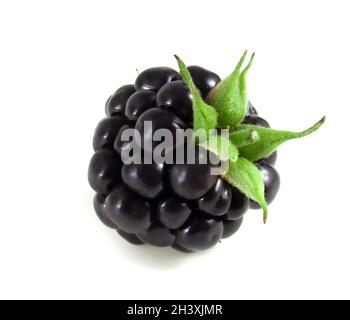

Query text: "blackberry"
[89, 65, 246, 252]
[88, 53, 325, 252]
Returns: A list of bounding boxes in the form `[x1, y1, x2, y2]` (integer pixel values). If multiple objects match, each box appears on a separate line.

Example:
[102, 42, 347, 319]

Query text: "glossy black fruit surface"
[135, 108, 186, 152]
[125, 90, 156, 121]
[250, 162, 280, 209]
[93, 193, 117, 229]
[243, 115, 270, 128]
[169, 147, 218, 200]
[158, 196, 192, 229]
[138, 223, 176, 247]
[197, 178, 232, 216]
[176, 215, 223, 251]
[187, 66, 221, 98]
[226, 187, 249, 220]
[157, 80, 193, 123]
[121, 162, 164, 199]
[117, 229, 144, 245]
[222, 218, 243, 239]
[105, 185, 151, 234]
[88, 149, 122, 194]
[171, 243, 193, 253]
[105, 84, 135, 116]
[114, 124, 132, 155]
[135, 67, 179, 91]
[93, 115, 129, 151]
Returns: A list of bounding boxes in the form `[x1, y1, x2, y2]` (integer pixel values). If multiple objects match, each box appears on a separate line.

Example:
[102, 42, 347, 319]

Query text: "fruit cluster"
[88, 64, 280, 252]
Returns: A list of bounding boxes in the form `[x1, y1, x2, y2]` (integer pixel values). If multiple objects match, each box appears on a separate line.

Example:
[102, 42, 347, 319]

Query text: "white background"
[0, 0, 349, 300]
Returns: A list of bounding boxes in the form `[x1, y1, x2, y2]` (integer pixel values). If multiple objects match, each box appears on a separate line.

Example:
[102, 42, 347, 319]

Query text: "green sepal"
[198, 133, 239, 163]
[175, 52, 326, 225]
[223, 157, 268, 223]
[229, 128, 260, 147]
[206, 51, 254, 128]
[237, 117, 326, 162]
[175, 55, 218, 134]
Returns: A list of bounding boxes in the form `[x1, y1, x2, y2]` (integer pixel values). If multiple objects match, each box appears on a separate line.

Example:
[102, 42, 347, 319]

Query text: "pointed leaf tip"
[223, 158, 268, 224]
[237, 116, 326, 162]
[175, 54, 218, 134]
[248, 52, 255, 66]
[206, 51, 254, 128]
[236, 51, 248, 71]
[263, 206, 268, 224]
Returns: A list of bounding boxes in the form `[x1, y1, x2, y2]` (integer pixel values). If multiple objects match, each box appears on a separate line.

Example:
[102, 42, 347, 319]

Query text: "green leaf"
[199, 133, 239, 163]
[223, 157, 268, 223]
[237, 117, 326, 162]
[229, 128, 260, 147]
[175, 55, 218, 133]
[206, 51, 254, 128]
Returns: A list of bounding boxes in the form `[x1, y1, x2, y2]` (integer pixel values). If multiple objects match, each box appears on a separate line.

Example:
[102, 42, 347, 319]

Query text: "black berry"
[105, 185, 152, 234]
[226, 187, 249, 220]
[157, 80, 193, 123]
[93, 115, 129, 151]
[125, 90, 156, 121]
[114, 124, 132, 155]
[93, 193, 117, 229]
[197, 178, 232, 216]
[121, 162, 164, 199]
[175, 215, 223, 251]
[105, 84, 135, 116]
[187, 66, 221, 98]
[135, 67, 179, 91]
[88, 149, 122, 194]
[158, 196, 192, 229]
[169, 147, 218, 200]
[222, 218, 243, 239]
[89, 60, 292, 252]
[138, 223, 176, 247]
[135, 108, 186, 152]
